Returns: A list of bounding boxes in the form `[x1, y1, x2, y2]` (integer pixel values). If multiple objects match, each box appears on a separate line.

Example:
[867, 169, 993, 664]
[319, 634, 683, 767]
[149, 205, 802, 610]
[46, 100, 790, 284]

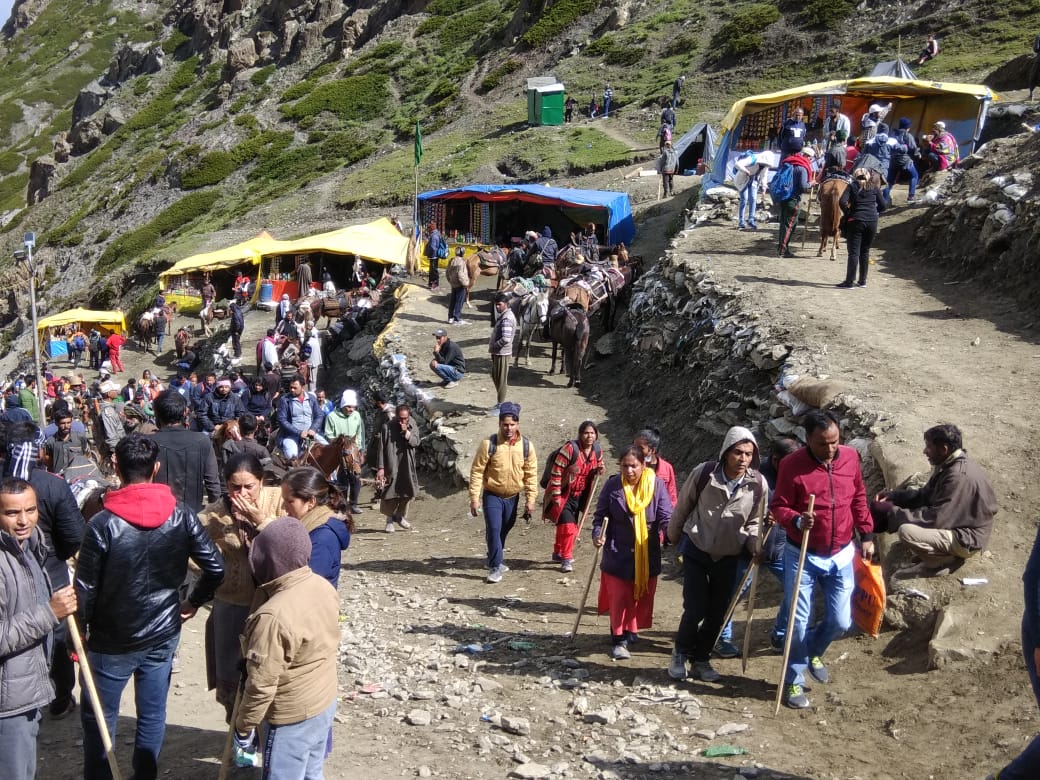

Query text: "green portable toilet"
[526, 77, 565, 126]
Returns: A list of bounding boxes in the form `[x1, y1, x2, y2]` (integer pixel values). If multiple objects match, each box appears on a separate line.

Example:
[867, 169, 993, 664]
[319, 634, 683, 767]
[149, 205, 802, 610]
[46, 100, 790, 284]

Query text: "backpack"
[73, 335, 86, 350]
[88, 332, 100, 351]
[689, 461, 766, 516]
[446, 254, 470, 288]
[487, 433, 530, 461]
[539, 439, 602, 489]
[768, 162, 796, 202]
[436, 241, 449, 260]
[892, 130, 910, 158]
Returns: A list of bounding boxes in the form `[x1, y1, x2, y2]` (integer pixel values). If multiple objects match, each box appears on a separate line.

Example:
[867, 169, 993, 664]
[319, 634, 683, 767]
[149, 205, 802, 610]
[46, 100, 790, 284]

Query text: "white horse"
[512, 291, 550, 367]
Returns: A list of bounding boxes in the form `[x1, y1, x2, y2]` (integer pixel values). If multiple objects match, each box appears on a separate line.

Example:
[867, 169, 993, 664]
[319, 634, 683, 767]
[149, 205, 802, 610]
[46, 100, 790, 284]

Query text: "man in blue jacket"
[276, 374, 327, 459]
[424, 221, 445, 290]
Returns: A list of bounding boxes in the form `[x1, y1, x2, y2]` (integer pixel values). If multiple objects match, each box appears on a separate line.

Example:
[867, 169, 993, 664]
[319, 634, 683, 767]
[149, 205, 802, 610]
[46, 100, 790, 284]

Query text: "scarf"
[6, 430, 44, 480]
[623, 466, 656, 600]
[299, 503, 335, 534]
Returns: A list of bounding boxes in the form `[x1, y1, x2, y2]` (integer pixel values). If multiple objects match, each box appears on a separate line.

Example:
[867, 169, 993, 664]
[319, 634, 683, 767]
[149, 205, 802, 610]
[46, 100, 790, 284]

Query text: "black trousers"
[674, 542, 740, 662]
[844, 219, 876, 284]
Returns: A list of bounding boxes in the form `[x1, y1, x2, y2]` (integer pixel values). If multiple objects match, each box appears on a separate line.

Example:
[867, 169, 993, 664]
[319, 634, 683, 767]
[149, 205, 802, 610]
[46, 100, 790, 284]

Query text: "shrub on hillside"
[479, 59, 522, 92]
[0, 152, 21, 175]
[427, 0, 484, 14]
[280, 74, 391, 121]
[663, 33, 698, 58]
[711, 4, 780, 59]
[59, 144, 115, 190]
[800, 0, 855, 28]
[522, 0, 598, 48]
[251, 65, 276, 86]
[438, 6, 493, 49]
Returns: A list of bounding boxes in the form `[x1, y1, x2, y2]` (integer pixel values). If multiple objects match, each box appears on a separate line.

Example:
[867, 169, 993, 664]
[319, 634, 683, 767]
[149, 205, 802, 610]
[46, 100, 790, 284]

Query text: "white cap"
[869, 104, 883, 114]
[100, 380, 120, 394]
[802, 147, 816, 159]
[340, 389, 358, 407]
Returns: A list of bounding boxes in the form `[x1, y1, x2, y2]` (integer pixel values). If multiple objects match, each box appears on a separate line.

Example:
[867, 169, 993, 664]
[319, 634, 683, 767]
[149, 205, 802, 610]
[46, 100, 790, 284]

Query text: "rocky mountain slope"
[0, 0, 1037, 375]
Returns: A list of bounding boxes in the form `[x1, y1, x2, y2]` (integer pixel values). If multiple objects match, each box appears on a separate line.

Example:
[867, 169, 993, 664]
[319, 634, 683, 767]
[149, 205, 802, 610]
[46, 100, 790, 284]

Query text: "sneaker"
[455, 319, 470, 326]
[552, 552, 563, 563]
[748, 223, 758, 231]
[447, 318, 457, 324]
[611, 641, 631, 660]
[809, 656, 830, 684]
[624, 631, 639, 646]
[693, 660, 721, 682]
[487, 405, 501, 417]
[396, 517, 412, 530]
[836, 281, 854, 289]
[49, 695, 76, 719]
[444, 381, 458, 389]
[737, 223, 746, 231]
[856, 281, 867, 288]
[769, 634, 784, 653]
[486, 565, 504, 584]
[784, 683, 810, 709]
[350, 504, 363, 515]
[714, 639, 740, 659]
[668, 649, 689, 680]
[906, 196, 916, 203]
[783, 250, 797, 258]
[385, 521, 395, 533]
[561, 559, 574, 573]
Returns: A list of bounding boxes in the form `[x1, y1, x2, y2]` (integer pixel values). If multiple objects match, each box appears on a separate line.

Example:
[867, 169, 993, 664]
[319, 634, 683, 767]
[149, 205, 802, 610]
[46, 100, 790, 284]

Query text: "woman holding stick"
[591, 446, 673, 660]
[543, 420, 605, 573]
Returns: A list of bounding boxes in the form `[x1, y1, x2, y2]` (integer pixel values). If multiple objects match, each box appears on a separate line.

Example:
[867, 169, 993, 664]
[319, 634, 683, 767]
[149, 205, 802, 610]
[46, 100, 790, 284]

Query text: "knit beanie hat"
[898, 117, 912, 130]
[249, 516, 312, 585]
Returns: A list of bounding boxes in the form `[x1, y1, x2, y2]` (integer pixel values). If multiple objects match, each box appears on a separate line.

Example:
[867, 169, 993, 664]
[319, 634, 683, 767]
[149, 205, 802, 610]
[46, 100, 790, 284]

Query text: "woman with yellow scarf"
[592, 445, 674, 660]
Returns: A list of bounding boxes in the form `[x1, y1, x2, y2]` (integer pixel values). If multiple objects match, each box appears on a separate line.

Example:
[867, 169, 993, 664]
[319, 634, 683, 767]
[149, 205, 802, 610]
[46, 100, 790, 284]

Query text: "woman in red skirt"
[592, 445, 674, 660]
[544, 420, 605, 573]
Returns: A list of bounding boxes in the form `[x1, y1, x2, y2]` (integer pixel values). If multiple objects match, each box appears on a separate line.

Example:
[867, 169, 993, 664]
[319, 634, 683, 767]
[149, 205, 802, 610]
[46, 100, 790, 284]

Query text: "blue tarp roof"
[418, 184, 635, 245]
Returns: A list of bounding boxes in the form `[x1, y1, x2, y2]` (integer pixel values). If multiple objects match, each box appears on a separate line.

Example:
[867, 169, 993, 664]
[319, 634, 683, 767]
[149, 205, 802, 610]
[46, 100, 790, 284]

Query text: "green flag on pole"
[414, 121, 423, 167]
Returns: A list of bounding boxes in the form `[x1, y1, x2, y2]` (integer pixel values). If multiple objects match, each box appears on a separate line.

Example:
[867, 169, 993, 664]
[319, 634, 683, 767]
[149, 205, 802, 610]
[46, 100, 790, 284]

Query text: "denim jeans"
[262, 700, 337, 780]
[0, 708, 41, 780]
[448, 286, 466, 322]
[884, 160, 918, 201]
[783, 541, 854, 687]
[737, 181, 758, 227]
[82, 634, 179, 780]
[483, 492, 519, 569]
[720, 553, 788, 642]
[997, 618, 1040, 778]
[282, 432, 329, 459]
[433, 364, 464, 383]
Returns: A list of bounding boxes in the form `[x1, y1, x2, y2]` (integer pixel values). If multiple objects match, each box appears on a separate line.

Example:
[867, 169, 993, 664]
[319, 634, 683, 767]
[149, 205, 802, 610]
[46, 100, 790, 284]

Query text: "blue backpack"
[769, 162, 796, 202]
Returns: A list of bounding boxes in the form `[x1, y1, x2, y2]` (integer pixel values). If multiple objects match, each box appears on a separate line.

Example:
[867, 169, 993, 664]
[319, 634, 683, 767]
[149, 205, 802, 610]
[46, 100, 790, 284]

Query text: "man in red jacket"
[771, 409, 874, 709]
[106, 331, 126, 374]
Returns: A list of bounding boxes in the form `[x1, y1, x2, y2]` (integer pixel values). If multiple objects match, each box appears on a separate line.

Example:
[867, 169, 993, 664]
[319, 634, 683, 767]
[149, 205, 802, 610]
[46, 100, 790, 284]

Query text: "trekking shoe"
[385, 520, 395, 533]
[350, 504, 363, 515]
[809, 656, 830, 684]
[486, 565, 504, 584]
[748, 223, 758, 230]
[836, 281, 854, 289]
[783, 250, 797, 258]
[456, 319, 470, 326]
[693, 661, 721, 683]
[769, 634, 784, 653]
[737, 223, 746, 230]
[552, 552, 563, 563]
[668, 649, 689, 680]
[396, 517, 412, 530]
[49, 695, 76, 719]
[906, 196, 916, 203]
[856, 281, 867, 288]
[561, 559, 574, 573]
[444, 381, 458, 389]
[784, 684, 810, 709]
[611, 641, 631, 660]
[714, 639, 740, 659]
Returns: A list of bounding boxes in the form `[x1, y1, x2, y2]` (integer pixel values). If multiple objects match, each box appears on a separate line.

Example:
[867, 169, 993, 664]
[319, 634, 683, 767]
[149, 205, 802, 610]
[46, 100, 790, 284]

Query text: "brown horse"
[818, 178, 849, 261]
[465, 248, 507, 305]
[547, 302, 590, 388]
[267, 434, 362, 482]
[135, 304, 176, 351]
[174, 327, 191, 358]
[298, 292, 355, 330]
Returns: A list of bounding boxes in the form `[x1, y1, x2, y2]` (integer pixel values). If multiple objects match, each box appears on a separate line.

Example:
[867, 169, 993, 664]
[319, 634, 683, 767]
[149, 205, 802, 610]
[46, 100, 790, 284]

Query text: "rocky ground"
[27, 128, 1040, 779]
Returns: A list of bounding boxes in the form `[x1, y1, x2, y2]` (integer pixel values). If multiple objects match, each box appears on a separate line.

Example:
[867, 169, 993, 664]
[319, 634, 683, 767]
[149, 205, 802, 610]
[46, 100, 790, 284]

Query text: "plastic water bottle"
[235, 745, 261, 768]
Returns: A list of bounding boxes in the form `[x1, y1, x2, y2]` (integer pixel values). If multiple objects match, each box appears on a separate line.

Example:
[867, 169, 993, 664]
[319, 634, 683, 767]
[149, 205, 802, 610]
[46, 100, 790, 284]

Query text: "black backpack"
[539, 440, 602, 489]
[487, 433, 530, 460]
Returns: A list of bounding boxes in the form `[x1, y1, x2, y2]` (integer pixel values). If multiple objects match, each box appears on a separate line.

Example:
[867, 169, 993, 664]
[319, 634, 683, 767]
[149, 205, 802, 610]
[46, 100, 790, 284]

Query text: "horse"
[547, 302, 590, 388]
[465, 247, 508, 305]
[266, 434, 362, 483]
[135, 304, 175, 351]
[511, 291, 550, 367]
[174, 327, 191, 359]
[818, 177, 850, 260]
[300, 291, 352, 330]
[555, 242, 586, 280]
[213, 419, 242, 466]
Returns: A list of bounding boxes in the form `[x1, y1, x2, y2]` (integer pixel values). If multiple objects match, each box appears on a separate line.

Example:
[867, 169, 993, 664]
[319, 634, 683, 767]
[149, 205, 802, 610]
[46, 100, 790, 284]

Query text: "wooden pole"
[570, 516, 609, 638]
[714, 523, 773, 650]
[573, 474, 601, 542]
[68, 615, 123, 780]
[774, 494, 815, 716]
[740, 518, 770, 673]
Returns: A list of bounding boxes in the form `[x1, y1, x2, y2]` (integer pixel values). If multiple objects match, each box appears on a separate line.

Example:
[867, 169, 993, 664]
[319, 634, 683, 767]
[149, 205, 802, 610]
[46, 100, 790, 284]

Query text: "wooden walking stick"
[68, 615, 123, 780]
[570, 516, 609, 638]
[741, 518, 770, 674]
[774, 493, 815, 716]
[573, 474, 601, 543]
[218, 685, 246, 780]
[801, 185, 817, 248]
[713, 523, 773, 650]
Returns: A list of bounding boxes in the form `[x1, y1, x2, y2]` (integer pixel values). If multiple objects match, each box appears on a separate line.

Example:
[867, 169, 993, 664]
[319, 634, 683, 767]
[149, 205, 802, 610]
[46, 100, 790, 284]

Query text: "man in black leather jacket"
[75, 433, 224, 780]
[148, 389, 221, 513]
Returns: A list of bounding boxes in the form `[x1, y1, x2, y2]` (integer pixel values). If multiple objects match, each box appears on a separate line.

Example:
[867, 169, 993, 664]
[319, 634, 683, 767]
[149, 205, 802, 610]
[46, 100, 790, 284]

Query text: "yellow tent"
[158, 230, 286, 284]
[709, 76, 996, 185]
[37, 308, 127, 336]
[276, 218, 408, 265]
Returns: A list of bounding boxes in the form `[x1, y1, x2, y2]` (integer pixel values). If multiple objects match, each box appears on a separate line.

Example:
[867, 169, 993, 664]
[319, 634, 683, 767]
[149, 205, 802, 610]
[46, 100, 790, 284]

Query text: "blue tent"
[417, 183, 634, 246]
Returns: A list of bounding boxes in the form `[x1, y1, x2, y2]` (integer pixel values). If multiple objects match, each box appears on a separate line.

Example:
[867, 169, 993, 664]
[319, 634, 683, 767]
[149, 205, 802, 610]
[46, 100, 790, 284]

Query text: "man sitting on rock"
[871, 424, 998, 577]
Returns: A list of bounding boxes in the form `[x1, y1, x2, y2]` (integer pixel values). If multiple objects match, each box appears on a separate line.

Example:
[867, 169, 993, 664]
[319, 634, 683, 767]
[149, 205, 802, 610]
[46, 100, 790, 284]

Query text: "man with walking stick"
[770, 410, 874, 709]
[75, 434, 224, 780]
[0, 478, 78, 780]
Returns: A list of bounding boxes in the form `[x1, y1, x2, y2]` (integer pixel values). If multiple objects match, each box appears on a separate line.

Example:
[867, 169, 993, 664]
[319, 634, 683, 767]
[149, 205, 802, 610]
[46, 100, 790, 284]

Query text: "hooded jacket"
[0, 528, 57, 718]
[75, 482, 225, 654]
[771, 445, 873, 556]
[666, 426, 767, 558]
[298, 505, 351, 589]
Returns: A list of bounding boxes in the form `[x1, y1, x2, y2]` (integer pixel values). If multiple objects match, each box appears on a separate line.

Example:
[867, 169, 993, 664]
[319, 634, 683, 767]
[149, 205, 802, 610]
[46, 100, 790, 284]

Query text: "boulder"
[928, 604, 1004, 669]
[104, 42, 164, 85]
[72, 81, 110, 126]
[27, 156, 56, 205]
[102, 108, 126, 135]
[69, 118, 103, 155]
[227, 38, 258, 71]
[52, 133, 71, 164]
[338, 10, 370, 55]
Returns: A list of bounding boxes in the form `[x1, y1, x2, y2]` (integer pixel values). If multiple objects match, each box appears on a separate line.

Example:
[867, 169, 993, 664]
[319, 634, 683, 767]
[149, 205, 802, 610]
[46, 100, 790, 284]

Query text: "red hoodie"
[782, 153, 814, 178]
[102, 483, 178, 529]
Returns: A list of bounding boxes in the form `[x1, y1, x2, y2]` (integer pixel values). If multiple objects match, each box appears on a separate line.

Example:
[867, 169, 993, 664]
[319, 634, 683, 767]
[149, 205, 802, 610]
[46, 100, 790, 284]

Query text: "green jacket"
[323, 408, 365, 448]
[17, 388, 39, 422]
